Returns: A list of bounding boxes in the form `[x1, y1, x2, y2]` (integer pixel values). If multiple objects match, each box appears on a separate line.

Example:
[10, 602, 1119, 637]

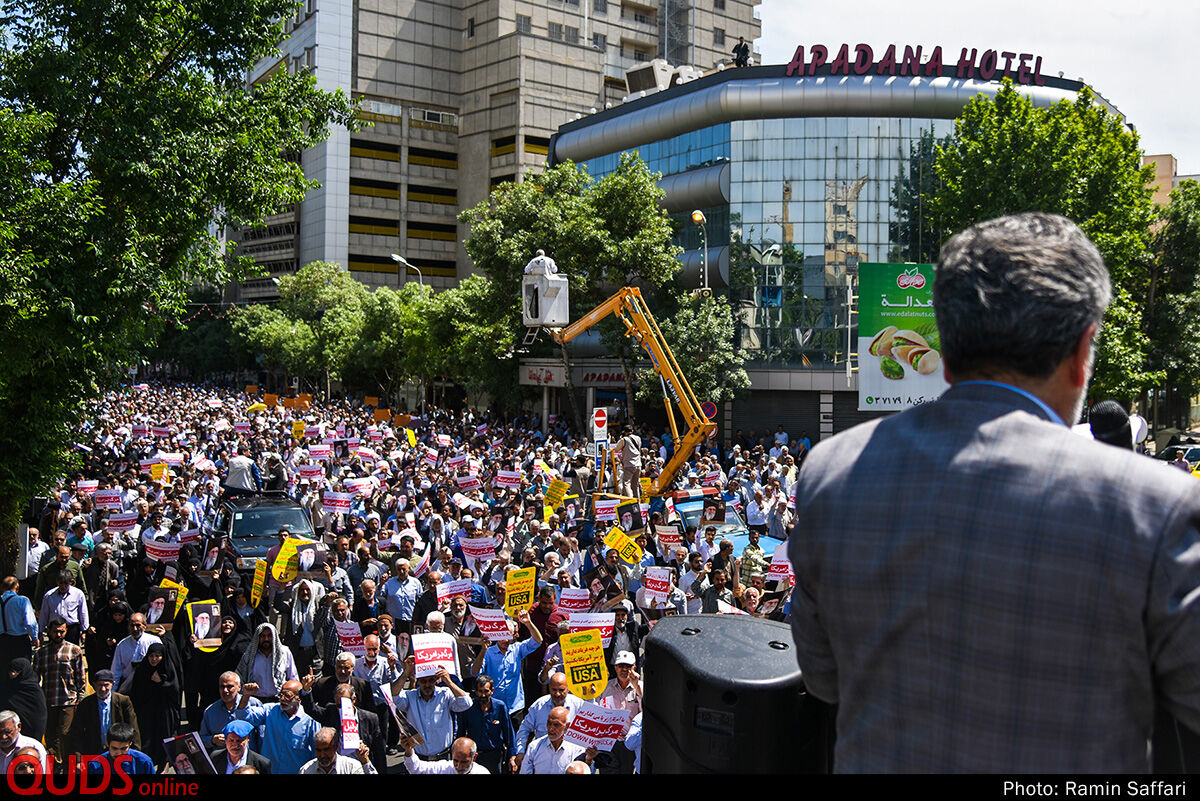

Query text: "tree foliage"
[635, 292, 750, 407]
[460, 154, 682, 428]
[0, 0, 355, 568]
[929, 81, 1158, 400]
[1144, 180, 1200, 401]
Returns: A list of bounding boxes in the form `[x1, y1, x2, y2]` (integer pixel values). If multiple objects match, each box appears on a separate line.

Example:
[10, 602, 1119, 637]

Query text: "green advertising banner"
[858, 263, 949, 411]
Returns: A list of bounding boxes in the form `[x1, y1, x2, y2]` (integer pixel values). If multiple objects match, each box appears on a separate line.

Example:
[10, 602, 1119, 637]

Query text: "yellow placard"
[640, 477, 652, 495]
[186, 600, 222, 653]
[405, 428, 417, 448]
[245, 385, 259, 395]
[543, 505, 555, 523]
[250, 559, 267, 608]
[292, 421, 306, 440]
[373, 408, 391, 422]
[544, 478, 569, 508]
[604, 526, 644, 565]
[560, 629, 607, 700]
[504, 566, 538, 617]
[160, 577, 188, 610]
[264, 393, 279, 407]
[150, 463, 169, 484]
[271, 537, 310, 583]
[365, 396, 379, 407]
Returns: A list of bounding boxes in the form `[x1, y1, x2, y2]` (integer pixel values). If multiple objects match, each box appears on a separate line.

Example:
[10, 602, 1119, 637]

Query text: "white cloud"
[755, 0, 1199, 176]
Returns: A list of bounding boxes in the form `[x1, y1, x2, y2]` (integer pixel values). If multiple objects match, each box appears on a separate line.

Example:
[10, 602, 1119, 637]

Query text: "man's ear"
[1069, 322, 1099, 389]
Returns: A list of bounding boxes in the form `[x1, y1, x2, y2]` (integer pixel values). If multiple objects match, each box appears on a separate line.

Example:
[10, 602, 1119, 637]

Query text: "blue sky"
[755, 0, 1198, 177]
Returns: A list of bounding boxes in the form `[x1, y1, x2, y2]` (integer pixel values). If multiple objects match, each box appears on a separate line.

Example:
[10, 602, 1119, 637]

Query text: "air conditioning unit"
[670, 65, 703, 86]
[624, 59, 672, 95]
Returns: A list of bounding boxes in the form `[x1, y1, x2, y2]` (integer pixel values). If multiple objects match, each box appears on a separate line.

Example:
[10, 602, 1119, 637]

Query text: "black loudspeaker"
[642, 614, 834, 774]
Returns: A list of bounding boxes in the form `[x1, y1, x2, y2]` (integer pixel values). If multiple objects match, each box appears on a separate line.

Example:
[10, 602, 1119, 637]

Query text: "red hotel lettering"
[788, 43, 1042, 85]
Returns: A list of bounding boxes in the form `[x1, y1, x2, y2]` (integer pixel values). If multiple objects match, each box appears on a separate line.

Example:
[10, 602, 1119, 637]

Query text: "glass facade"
[580, 115, 953, 369]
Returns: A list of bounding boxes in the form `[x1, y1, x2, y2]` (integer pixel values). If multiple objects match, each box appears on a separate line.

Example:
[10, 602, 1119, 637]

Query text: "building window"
[565, 26, 579, 44]
[516, 14, 532, 33]
[491, 135, 517, 157]
[305, 46, 317, 69]
[594, 0, 607, 13]
[467, 17, 475, 37]
[714, 0, 725, 8]
[565, 0, 580, 6]
[713, 28, 725, 46]
[548, 22, 563, 41]
[592, 32, 607, 50]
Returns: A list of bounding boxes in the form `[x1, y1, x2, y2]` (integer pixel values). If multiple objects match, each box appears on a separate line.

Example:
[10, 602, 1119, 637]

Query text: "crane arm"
[550, 287, 716, 496]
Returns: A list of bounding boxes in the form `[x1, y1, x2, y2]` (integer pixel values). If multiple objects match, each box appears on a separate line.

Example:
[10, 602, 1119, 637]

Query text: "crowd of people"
[0, 381, 804, 775]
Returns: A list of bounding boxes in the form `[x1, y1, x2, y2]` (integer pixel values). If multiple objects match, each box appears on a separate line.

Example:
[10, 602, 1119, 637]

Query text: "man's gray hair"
[336, 651, 356, 664]
[426, 610, 445, 627]
[934, 212, 1110, 378]
[0, 710, 19, 726]
[219, 671, 240, 685]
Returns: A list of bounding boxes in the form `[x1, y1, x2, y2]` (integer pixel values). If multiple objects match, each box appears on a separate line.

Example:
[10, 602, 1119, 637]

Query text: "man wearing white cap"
[596, 650, 641, 773]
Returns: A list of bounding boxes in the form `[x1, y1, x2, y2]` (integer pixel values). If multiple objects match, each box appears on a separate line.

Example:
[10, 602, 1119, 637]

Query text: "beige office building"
[229, 0, 761, 301]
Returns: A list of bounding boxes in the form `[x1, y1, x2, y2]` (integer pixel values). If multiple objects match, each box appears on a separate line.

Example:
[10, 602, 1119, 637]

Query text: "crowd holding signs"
[4, 380, 806, 775]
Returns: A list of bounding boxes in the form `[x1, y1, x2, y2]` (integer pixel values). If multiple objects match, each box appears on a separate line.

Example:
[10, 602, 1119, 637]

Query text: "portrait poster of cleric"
[164, 732, 217, 775]
[789, 213, 1200, 773]
[187, 601, 223, 650]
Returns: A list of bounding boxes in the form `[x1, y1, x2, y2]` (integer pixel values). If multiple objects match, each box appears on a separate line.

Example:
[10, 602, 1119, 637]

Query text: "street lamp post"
[691, 210, 709, 292]
[390, 253, 423, 289]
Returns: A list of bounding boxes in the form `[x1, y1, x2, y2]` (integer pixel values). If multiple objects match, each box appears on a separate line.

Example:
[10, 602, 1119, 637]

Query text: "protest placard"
[594, 498, 618, 522]
[132, 424, 149, 438]
[446, 453, 467, 470]
[271, 538, 301, 583]
[308, 444, 332, 462]
[322, 490, 351, 516]
[603, 527, 643, 565]
[560, 629, 607, 700]
[150, 463, 170, 485]
[412, 632, 457, 678]
[557, 587, 592, 614]
[564, 702, 632, 751]
[187, 601, 223, 651]
[340, 697, 360, 750]
[106, 512, 139, 533]
[144, 539, 181, 563]
[160, 452, 184, 467]
[298, 464, 324, 482]
[544, 478, 569, 508]
[568, 612, 616, 647]
[250, 559, 267, 608]
[344, 477, 373, 496]
[77, 480, 98, 496]
[151, 425, 170, 438]
[93, 489, 123, 511]
[263, 393, 278, 407]
[334, 619, 367, 657]
[455, 474, 483, 492]
[459, 537, 496, 571]
[504, 567, 537, 617]
[437, 434, 452, 448]
[494, 470, 521, 489]
[436, 579, 473, 606]
[702, 470, 721, 486]
[468, 606, 511, 642]
[234, 421, 251, 434]
[655, 527, 681, 554]
[643, 566, 672, 603]
[767, 541, 795, 586]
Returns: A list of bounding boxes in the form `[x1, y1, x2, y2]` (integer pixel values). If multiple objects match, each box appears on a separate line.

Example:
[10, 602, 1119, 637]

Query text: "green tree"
[348, 283, 441, 403]
[1143, 180, 1200, 427]
[0, 0, 354, 569]
[460, 154, 681, 428]
[930, 80, 1158, 400]
[635, 292, 750, 410]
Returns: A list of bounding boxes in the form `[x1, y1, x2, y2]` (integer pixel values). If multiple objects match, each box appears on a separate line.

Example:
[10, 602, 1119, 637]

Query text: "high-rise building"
[228, 0, 761, 302]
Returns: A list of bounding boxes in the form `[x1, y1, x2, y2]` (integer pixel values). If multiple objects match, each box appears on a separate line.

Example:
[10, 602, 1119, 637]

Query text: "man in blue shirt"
[86, 722, 155, 777]
[0, 575, 38, 666]
[470, 608, 542, 723]
[456, 675, 512, 775]
[382, 559, 421, 631]
[235, 677, 319, 774]
[200, 671, 263, 751]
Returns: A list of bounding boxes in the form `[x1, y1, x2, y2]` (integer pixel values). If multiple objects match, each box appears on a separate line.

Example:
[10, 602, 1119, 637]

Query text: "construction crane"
[523, 256, 716, 496]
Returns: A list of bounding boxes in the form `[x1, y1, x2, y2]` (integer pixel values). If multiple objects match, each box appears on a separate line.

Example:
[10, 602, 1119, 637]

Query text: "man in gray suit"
[790, 212, 1200, 772]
